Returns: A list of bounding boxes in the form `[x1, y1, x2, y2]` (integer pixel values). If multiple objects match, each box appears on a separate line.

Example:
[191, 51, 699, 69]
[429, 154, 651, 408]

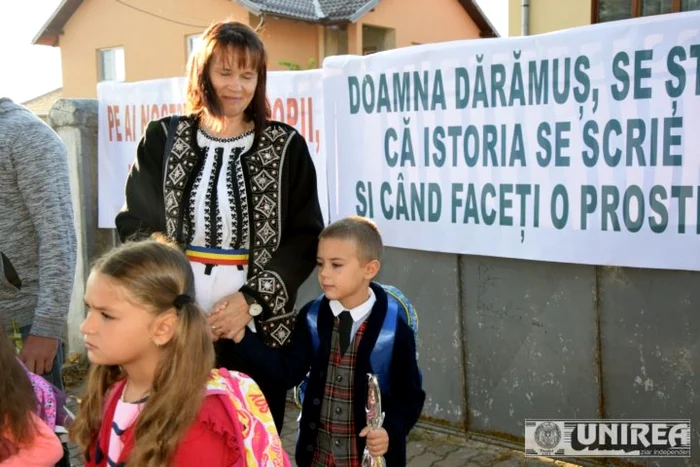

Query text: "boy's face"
[316, 237, 379, 306]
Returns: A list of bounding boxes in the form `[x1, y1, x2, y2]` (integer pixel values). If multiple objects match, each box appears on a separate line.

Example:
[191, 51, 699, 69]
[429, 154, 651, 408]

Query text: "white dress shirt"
[328, 287, 376, 344]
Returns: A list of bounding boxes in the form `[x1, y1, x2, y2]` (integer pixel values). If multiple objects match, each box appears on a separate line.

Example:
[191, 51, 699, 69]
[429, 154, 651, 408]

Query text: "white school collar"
[329, 287, 376, 322]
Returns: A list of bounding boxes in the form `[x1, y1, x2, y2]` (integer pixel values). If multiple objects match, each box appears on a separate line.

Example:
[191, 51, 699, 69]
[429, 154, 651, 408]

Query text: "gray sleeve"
[11, 119, 77, 339]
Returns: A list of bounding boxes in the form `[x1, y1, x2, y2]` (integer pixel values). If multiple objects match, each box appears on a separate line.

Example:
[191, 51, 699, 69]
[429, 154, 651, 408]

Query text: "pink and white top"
[107, 395, 146, 465]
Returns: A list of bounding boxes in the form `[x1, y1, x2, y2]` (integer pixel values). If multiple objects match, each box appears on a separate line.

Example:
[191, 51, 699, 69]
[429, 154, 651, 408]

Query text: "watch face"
[249, 303, 263, 317]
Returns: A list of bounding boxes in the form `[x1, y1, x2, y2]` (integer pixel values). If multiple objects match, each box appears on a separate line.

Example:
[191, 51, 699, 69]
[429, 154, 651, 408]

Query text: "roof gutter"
[236, 0, 375, 24]
[236, 0, 262, 16]
[457, 0, 498, 38]
[348, 0, 380, 23]
[32, 0, 70, 45]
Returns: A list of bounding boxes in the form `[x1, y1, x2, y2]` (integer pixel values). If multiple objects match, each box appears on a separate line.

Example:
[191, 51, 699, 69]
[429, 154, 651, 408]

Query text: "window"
[597, 0, 633, 21]
[323, 25, 348, 58]
[642, 0, 673, 15]
[361, 25, 396, 56]
[187, 33, 203, 58]
[98, 47, 125, 82]
[595, 0, 700, 22]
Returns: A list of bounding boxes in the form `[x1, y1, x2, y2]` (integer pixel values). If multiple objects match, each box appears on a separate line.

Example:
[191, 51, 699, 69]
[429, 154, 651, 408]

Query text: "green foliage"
[278, 58, 318, 70]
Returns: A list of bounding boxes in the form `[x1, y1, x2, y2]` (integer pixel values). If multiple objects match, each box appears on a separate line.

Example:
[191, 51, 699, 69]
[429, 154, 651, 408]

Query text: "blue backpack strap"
[370, 294, 400, 395]
[378, 283, 419, 351]
[305, 294, 324, 353]
[295, 294, 324, 407]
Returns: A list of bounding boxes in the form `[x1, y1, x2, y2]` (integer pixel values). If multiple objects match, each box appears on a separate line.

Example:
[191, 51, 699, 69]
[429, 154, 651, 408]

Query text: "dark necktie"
[338, 311, 353, 356]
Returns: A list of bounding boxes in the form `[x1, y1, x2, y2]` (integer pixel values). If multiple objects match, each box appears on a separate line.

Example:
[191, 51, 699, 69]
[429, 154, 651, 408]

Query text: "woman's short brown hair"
[186, 20, 271, 135]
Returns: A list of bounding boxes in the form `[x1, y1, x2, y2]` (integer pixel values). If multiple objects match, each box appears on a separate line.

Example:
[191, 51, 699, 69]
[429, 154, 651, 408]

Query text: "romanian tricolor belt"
[185, 246, 249, 266]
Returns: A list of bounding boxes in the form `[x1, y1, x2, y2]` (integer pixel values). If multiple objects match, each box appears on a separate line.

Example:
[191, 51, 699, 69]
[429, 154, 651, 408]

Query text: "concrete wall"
[599, 267, 699, 466]
[48, 99, 98, 358]
[53, 100, 699, 466]
[49, 99, 119, 358]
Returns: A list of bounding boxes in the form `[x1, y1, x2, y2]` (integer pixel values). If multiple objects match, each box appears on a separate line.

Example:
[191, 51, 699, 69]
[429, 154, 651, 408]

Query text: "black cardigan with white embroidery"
[115, 115, 324, 348]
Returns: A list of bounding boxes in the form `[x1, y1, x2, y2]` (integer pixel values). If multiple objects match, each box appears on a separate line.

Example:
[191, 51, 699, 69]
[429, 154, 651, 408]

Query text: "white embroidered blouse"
[186, 128, 255, 314]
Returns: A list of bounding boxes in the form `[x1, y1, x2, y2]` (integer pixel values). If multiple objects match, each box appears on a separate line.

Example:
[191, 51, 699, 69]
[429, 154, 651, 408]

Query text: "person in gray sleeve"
[0, 97, 77, 390]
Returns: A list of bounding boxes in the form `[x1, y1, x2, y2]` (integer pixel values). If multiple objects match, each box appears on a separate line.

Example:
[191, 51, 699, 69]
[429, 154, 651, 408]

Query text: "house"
[508, 0, 700, 36]
[20, 87, 63, 122]
[33, 0, 497, 98]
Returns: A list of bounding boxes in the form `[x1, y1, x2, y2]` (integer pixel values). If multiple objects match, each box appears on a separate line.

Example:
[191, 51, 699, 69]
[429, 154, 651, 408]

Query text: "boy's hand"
[359, 427, 389, 457]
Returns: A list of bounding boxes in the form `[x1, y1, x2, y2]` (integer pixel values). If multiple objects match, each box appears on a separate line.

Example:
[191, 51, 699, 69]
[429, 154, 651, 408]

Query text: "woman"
[115, 20, 324, 432]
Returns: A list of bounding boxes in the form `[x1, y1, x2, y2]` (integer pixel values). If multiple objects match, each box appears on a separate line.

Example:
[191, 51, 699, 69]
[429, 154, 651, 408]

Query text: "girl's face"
[81, 272, 163, 367]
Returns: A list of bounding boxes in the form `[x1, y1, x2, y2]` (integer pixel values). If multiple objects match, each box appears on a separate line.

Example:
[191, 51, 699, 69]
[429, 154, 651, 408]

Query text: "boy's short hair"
[319, 216, 383, 262]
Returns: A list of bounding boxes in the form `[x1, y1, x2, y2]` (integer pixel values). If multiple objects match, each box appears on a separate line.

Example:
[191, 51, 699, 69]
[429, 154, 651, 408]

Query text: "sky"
[0, 0, 509, 103]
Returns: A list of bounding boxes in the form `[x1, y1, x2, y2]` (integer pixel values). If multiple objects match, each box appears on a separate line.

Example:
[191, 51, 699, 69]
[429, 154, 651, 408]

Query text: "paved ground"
[65, 383, 580, 467]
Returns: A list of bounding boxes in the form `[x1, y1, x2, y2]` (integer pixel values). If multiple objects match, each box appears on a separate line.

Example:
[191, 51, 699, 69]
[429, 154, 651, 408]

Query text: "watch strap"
[242, 291, 257, 306]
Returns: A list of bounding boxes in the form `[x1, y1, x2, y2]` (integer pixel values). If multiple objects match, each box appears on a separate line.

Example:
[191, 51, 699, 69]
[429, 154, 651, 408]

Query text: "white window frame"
[187, 33, 203, 58]
[98, 47, 125, 82]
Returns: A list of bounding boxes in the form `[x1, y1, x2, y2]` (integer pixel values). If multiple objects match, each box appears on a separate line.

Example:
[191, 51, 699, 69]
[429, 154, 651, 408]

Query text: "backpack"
[20, 360, 73, 467]
[97, 369, 291, 467]
[207, 369, 291, 466]
[293, 283, 420, 408]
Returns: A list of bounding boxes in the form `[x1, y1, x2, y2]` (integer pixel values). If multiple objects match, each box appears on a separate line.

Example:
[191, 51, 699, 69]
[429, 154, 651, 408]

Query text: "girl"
[0, 331, 63, 466]
[70, 239, 289, 466]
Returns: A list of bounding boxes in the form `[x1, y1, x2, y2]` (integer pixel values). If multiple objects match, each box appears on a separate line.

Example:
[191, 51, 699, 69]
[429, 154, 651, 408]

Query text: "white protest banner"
[267, 69, 328, 224]
[97, 77, 186, 228]
[323, 12, 700, 272]
[97, 70, 328, 228]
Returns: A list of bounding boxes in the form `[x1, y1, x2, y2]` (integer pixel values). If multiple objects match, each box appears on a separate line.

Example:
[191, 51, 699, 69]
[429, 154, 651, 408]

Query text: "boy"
[232, 216, 425, 466]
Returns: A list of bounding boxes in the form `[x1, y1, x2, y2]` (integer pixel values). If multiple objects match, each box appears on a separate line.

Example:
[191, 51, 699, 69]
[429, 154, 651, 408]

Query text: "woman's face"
[208, 47, 258, 119]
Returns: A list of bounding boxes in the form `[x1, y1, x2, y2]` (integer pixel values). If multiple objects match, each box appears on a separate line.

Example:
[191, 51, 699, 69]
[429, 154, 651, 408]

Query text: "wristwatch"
[243, 292, 263, 317]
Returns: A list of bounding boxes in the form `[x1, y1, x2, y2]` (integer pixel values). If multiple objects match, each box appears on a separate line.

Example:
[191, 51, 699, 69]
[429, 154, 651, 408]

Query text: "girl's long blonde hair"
[70, 239, 215, 466]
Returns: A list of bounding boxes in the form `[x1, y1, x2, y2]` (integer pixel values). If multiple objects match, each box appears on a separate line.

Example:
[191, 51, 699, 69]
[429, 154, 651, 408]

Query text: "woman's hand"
[207, 292, 253, 341]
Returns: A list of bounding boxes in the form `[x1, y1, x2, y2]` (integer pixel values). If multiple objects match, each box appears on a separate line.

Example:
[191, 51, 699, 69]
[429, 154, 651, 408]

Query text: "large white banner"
[97, 77, 186, 228]
[97, 70, 328, 228]
[323, 12, 700, 271]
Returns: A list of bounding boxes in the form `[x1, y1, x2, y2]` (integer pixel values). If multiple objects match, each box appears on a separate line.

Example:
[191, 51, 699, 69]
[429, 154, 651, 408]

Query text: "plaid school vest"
[311, 319, 367, 467]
